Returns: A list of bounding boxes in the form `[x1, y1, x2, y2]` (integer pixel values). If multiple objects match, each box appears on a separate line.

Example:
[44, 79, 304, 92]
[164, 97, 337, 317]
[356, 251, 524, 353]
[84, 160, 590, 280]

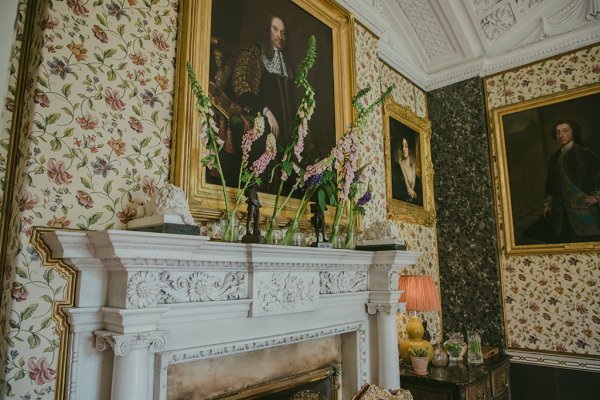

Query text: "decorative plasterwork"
[159, 271, 247, 303]
[541, 0, 591, 37]
[345, 0, 600, 90]
[480, 4, 517, 40]
[472, 0, 503, 16]
[94, 330, 167, 356]
[392, 0, 456, 60]
[254, 272, 319, 315]
[320, 271, 368, 294]
[366, 303, 403, 315]
[127, 271, 160, 308]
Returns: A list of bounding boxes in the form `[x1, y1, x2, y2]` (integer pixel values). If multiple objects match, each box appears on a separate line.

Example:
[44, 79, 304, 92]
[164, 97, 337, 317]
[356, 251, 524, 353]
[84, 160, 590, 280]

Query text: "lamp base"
[399, 338, 433, 363]
[399, 315, 434, 362]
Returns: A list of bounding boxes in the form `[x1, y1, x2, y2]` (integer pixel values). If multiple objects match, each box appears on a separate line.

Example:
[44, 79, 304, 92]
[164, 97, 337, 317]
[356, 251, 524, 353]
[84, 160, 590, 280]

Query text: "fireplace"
[41, 230, 421, 400]
[216, 365, 338, 400]
[167, 337, 340, 399]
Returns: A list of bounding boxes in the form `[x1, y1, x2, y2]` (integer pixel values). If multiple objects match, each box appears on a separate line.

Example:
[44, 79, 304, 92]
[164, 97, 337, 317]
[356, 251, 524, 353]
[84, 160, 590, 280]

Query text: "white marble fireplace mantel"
[42, 230, 422, 400]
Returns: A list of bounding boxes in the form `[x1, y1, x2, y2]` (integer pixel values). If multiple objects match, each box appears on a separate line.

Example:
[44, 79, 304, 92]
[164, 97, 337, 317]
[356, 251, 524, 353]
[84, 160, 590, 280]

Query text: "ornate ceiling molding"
[343, 0, 600, 90]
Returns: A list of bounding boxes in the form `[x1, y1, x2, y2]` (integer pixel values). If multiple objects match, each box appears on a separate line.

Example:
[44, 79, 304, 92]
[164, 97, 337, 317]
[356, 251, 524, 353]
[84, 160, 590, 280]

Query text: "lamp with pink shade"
[397, 275, 441, 362]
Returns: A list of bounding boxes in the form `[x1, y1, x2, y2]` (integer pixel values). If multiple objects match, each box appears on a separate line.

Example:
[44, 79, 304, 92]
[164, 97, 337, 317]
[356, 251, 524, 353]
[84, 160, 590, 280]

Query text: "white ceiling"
[339, 0, 600, 90]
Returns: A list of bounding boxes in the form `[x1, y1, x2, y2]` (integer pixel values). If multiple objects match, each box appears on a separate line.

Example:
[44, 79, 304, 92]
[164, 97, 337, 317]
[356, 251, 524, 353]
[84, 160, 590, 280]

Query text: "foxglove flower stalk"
[327, 85, 394, 248]
[187, 62, 232, 236]
[264, 36, 318, 244]
[187, 62, 276, 241]
[283, 172, 325, 245]
[252, 133, 277, 175]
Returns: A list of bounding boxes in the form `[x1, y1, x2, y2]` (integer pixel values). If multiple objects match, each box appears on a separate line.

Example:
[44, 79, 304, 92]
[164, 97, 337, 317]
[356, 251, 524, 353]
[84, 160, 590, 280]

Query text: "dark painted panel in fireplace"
[428, 77, 504, 348]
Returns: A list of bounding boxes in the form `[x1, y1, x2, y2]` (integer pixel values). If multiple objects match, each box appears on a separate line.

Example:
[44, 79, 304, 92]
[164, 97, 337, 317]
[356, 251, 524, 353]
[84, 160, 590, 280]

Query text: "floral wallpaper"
[485, 44, 600, 356]
[0, 4, 440, 399]
[485, 46, 600, 109]
[353, 25, 442, 345]
[0, 0, 178, 398]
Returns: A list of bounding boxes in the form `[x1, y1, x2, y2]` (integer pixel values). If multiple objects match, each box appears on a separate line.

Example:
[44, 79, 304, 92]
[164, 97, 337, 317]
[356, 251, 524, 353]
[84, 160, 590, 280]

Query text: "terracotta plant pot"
[410, 355, 429, 375]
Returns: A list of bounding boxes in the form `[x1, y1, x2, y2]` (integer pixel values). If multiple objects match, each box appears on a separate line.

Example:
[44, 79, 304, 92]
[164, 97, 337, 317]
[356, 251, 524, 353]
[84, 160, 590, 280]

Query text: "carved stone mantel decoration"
[41, 229, 421, 400]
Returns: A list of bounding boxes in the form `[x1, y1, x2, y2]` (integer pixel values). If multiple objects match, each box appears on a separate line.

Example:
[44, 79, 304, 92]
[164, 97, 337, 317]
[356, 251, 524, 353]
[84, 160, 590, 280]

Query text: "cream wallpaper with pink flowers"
[0, 0, 177, 397]
[485, 45, 600, 357]
[0, 2, 439, 398]
[352, 26, 442, 347]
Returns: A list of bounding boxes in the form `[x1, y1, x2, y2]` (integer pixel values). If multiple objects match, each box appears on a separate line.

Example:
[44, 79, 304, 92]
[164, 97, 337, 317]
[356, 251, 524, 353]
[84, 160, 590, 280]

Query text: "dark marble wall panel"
[428, 77, 504, 347]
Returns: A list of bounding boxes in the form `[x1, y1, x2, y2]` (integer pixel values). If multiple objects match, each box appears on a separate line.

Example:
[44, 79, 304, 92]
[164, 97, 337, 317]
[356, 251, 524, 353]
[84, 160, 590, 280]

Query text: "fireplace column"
[95, 330, 167, 400]
[368, 252, 411, 390]
[367, 299, 402, 389]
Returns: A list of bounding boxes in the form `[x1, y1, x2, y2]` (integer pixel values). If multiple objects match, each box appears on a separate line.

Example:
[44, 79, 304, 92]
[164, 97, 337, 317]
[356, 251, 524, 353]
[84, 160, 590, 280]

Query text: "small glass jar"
[269, 229, 283, 245]
[443, 333, 466, 362]
[219, 214, 239, 242]
[467, 331, 483, 364]
[288, 231, 305, 246]
[431, 344, 449, 367]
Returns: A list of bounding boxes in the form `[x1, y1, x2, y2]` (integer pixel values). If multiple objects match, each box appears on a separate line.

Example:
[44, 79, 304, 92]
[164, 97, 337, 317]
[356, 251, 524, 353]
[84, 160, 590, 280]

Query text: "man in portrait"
[230, 12, 295, 163]
[206, 0, 338, 196]
[543, 119, 600, 243]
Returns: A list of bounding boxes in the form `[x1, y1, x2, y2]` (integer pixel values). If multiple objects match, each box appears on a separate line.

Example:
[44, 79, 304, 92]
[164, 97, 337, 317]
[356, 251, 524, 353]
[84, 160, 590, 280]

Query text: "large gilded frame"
[383, 101, 435, 226]
[171, 0, 355, 224]
[489, 84, 600, 255]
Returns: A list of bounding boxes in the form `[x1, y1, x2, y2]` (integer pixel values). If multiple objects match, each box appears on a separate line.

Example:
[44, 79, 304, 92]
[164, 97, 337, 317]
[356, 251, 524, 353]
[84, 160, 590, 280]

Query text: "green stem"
[344, 205, 356, 249]
[265, 179, 296, 242]
[283, 190, 311, 245]
[329, 201, 346, 246]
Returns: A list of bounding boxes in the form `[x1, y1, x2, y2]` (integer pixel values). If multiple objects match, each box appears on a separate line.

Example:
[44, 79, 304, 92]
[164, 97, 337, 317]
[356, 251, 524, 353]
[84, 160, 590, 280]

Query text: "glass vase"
[220, 213, 239, 242]
[443, 333, 466, 363]
[467, 331, 483, 364]
[283, 220, 301, 246]
[343, 220, 356, 249]
[263, 217, 278, 244]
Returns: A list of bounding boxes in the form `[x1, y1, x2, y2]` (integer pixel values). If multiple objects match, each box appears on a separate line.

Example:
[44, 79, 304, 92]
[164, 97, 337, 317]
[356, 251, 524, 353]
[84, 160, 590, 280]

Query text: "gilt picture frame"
[171, 0, 355, 224]
[489, 84, 600, 255]
[383, 101, 435, 226]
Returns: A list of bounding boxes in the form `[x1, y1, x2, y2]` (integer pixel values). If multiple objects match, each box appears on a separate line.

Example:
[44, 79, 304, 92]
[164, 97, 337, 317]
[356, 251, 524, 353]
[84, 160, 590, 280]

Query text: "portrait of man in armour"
[206, 0, 337, 196]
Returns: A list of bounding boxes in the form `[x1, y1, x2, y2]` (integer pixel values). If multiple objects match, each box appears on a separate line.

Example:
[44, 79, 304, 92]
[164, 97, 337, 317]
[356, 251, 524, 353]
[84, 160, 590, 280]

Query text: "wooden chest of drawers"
[400, 355, 510, 400]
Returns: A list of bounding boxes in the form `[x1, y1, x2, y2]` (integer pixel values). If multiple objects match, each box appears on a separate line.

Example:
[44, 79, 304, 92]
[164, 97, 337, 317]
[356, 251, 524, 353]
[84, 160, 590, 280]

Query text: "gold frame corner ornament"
[171, 0, 356, 225]
[29, 227, 77, 400]
[488, 83, 600, 256]
[383, 101, 435, 226]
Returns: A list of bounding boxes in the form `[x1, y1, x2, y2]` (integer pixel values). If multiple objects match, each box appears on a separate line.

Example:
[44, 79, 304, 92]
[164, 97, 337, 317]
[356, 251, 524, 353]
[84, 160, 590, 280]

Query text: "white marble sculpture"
[134, 183, 195, 226]
[361, 220, 401, 241]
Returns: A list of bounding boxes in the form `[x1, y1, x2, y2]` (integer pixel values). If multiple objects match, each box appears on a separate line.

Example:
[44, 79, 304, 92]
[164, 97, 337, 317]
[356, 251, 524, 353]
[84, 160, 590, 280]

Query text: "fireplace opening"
[167, 336, 344, 399]
[215, 365, 339, 399]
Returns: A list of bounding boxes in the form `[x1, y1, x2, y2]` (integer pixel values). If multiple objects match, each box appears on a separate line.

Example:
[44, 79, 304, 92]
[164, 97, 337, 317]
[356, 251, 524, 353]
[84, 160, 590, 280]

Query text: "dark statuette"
[243, 184, 262, 243]
[310, 203, 331, 248]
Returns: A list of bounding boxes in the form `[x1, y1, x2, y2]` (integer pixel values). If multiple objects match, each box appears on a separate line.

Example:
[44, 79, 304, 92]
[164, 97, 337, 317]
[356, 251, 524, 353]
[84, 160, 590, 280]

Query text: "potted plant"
[409, 347, 429, 375]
